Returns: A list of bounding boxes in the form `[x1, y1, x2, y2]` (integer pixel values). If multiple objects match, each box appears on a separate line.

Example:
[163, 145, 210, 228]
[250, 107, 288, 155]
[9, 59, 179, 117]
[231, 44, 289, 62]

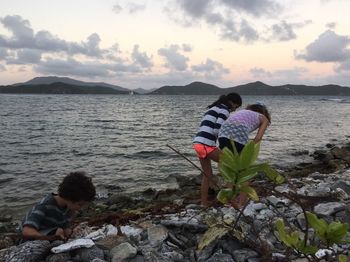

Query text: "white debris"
[51, 238, 95, 253]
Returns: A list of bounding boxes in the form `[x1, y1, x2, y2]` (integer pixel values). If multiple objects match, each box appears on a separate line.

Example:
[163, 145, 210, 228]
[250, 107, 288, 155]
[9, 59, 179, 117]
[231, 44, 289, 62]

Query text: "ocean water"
[0, 94, 349, 215]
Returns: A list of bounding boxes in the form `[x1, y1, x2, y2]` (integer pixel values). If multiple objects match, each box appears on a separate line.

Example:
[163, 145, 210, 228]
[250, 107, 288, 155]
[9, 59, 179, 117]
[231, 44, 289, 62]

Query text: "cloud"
[157, 45, 189, 71]
[295, 30, 350, 62]
[326, 22, 336, 29]
[182, 44, 193, 52]
[168, 0, 309, 43]
[191, 58, 230, 79]
[7, 49, 42, 64]
[0, 15, 105, 57]
[219, 0, 281, 17]
[0, 47, 8, 59]
[249, 67, 308, 83]
[112, 1, 146, 14]
[0, 64, 5, 71]
[112, 4, 123, 14]
[131, 44, 153, 68]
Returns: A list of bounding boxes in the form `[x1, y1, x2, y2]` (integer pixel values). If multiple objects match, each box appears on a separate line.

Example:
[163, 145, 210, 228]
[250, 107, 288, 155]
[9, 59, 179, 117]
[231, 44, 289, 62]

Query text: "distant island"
[1, 76, 350, 96]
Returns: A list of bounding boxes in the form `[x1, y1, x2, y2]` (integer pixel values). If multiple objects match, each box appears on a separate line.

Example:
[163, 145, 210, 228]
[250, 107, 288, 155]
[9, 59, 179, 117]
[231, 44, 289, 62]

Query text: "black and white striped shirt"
[193, 104, 230, 146]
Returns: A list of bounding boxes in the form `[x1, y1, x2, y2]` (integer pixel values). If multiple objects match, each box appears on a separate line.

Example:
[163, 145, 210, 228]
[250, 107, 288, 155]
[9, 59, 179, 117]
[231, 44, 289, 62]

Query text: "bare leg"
[199, 148, 221, 206]
[199, 157, 212, 207]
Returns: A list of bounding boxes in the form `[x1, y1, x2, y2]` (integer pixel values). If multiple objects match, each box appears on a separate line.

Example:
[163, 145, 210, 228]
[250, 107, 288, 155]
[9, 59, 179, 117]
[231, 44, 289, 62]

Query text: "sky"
[0, 0, 350, 90]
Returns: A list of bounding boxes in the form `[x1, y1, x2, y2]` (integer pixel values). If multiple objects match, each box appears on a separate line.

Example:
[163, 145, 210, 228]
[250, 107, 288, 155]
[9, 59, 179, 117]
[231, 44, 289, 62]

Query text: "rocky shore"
[1, 141, 350, 262]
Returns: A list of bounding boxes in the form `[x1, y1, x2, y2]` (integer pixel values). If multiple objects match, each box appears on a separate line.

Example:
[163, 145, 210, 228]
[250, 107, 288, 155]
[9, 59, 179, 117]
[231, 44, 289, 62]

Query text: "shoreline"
[1, 140, 350, 261]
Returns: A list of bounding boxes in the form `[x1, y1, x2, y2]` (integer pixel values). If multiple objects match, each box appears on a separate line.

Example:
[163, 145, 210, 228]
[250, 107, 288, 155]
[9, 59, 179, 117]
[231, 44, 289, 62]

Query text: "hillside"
[151, 81, 222, 95]
[0, 82, 131, 95]
[14, 76, 129, 92]
[151, 81, 350, 96]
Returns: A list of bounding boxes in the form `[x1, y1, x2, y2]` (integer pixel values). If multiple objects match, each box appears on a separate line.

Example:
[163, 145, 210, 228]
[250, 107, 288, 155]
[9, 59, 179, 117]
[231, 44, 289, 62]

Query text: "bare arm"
[22, 226, 65, 241]
[253, 115, 269, 144]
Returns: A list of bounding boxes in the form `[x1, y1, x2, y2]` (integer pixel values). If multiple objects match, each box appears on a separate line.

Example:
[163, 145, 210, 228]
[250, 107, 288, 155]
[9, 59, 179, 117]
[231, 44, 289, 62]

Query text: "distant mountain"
[14, 76, 129, 92]
[0, 82, 130, 94]
[132, 87, 156, 94]
[151, 81, 222, 95]
[151, 81, 350, 96]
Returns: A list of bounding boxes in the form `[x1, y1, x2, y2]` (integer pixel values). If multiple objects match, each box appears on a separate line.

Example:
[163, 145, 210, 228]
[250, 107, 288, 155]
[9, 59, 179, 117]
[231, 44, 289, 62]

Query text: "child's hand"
[55, 228, 66, 240]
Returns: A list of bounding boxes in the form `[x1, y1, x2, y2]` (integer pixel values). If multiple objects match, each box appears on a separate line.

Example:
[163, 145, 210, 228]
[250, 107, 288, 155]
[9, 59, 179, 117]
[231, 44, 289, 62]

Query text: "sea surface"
[0, 94, 349, 216]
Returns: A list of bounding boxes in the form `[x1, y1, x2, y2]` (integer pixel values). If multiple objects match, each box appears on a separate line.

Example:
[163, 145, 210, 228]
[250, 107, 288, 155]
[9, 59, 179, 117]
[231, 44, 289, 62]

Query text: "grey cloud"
[191, 58, 230, 79]
[296, 30, 350, 62]
[131, 44, 153, 68]
[0, 15, 105, 57]
[0, 48, 8, 59]
[220, 0, 282, 17]
[249, 67, 307, 83]
[7, 48, 42, 64]
[127, 2, 146, 13]
[250, 67, 272, 77]
[271, 21, 297, 41]
[112, 4, 123, 14]
[158, 45, 189, 71]
[171, 0, 288, 43]
[336, 60, 350, 72]
[239, 19, 259, 42]
[220, 19, 258, 42]
[35, 58, 111, 77]
[0, 15, 34, 48]
[0, 64, 5, 71]
[182, 44, 193, 52]
[326, 22, 336, 29]
[112, 2, 146, 14]
[177, 0, 212, 18]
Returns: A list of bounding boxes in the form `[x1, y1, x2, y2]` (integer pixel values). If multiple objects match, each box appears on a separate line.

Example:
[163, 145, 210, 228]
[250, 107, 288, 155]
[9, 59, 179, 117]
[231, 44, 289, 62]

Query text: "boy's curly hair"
[58, 171, 96, 202]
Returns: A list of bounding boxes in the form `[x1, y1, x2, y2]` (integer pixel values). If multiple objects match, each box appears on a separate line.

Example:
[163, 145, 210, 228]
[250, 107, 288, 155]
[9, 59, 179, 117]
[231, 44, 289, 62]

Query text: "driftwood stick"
[166, 144, 220, 190]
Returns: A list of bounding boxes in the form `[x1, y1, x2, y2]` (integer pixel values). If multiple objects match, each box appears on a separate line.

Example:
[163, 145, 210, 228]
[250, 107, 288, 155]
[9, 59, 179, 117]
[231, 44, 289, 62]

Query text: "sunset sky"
[0, 0, 350, 89]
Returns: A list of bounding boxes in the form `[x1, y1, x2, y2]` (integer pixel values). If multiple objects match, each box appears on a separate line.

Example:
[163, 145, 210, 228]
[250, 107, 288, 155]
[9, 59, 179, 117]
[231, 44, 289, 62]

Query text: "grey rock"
[232, 248, 259, 262]
[206, 249, 235, 262]
[72, 246, 105, 261]
[111, 242, 137, 262]
[331, 180, 350, 195]
[314, 202, 347, 216]
[45, 253, 71, 262]
[197, 241, 217, 262]
[4, 240, 53, 262]
[147, 225, 168, 247]
[128, 254, 145, 262]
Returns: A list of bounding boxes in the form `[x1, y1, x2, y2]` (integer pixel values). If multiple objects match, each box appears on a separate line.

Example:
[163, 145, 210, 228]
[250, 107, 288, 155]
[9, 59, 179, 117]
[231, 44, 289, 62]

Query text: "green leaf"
[338, 254, 347, 262]
[236, 170, 258, 184]
[257, 163, 285, 184]
[240, 185, 259, 201]
[306, 212, 328, 240]
[276, 219, 293, 247]
[217, 188, 235, 204]
[239, 141, 257, 169]
[326, 221, 349, 245]
[296, 243, 318, 255]
[197, 225, 229, 250]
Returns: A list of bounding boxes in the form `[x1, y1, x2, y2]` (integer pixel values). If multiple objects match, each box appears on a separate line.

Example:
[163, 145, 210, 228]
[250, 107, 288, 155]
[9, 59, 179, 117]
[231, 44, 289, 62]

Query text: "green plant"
[306, 212, 349, 247]
[276, 219, 318, 255]
[217, 140, 284, 204]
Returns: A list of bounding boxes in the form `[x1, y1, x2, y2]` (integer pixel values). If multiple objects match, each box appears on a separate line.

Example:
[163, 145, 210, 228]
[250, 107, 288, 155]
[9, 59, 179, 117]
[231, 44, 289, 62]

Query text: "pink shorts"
[193, 144, 218, 159]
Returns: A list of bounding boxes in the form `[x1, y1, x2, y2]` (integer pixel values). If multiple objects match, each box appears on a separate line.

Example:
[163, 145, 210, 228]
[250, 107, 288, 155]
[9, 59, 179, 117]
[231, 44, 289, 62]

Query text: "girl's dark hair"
[58, 171, 96, 202]
[246, 104, 271, 123]
[208, 92, 242, 109]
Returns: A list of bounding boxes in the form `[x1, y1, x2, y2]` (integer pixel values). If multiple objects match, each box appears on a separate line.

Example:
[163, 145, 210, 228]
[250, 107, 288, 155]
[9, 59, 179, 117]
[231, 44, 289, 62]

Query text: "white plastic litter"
[85, 224, 119, 240]
[51, 238, 95, 253]
[315, 249, 333, 258]
[120, 225, 143, 237]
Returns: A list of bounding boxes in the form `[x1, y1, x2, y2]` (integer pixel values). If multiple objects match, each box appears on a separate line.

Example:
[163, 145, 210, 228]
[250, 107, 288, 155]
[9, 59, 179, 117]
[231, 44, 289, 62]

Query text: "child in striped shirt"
[193, 93, 242, 207]
[21, 171, 96, 241]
